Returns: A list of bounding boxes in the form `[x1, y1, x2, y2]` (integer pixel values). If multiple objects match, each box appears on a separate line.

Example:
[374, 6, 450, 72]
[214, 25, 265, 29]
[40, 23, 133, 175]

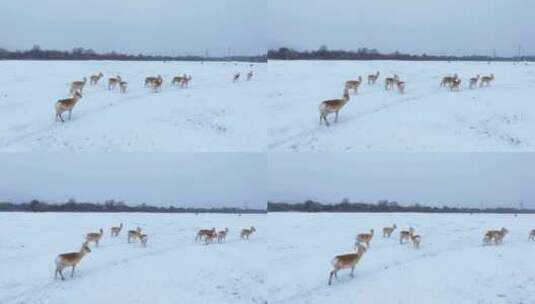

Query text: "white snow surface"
[268, 60, 535, 151]
[0, 212, 266, 304]
[0, 61, 266, 152]
[268, 212, 535, 304]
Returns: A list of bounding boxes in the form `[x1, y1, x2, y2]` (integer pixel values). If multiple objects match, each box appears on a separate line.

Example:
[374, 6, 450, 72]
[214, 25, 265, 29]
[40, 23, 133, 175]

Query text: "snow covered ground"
[0, 212, 266, 304]
[268, 212, 535, 304]
[0, 60, 266, 152]
[268, 60, 535, 151]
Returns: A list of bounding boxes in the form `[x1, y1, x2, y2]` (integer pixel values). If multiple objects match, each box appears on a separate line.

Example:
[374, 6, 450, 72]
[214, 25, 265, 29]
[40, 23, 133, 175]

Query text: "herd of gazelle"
[55, 68, 254, 122]
[54, 223, 256, 281]
[319, 70, 496, 126]
[328, 224, 526, 286]
[54, 223, 147, 281]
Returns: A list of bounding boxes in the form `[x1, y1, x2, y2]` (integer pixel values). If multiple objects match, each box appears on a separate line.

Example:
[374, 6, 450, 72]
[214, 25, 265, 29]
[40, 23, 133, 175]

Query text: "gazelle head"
[393, 224, 397, 229]
[370, 229, 374, 235]
[136, 226, 142, 233]
[250, 226, 256, 232]
[99, 228, 104, 235]
[73, 91, 83, 99]
[98, 72, 103, 77]
[501, 227, 508, 235]
[224, 227, 229, 233]
[358, 76, 362, 82]
[409, 227, 415, 233]
[119, 223, 124, 228]
[81, 241, 92, 254]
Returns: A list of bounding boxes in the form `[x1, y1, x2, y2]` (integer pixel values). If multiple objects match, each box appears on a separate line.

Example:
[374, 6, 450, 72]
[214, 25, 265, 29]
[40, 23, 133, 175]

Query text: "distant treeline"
[268, 199, 535, 214]
[268, 46, 534, 62]
[0, 45, 266, 62]
[0, 199, 265, 214]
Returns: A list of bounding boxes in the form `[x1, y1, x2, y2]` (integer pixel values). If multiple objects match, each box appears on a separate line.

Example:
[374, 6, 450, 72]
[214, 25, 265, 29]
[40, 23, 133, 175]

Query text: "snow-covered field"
[268, 212, 535, 304]
[0, 212, 266, 304]
[268, 60, 535, 151]
[0, 61, 266, 152]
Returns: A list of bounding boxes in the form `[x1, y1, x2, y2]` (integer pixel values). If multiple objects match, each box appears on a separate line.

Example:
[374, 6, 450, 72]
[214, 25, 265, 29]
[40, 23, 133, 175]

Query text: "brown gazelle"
[319, 88, 350, 126]
[383, 224, 397, 237]
[128, 226, 142, 243]
[385, 75, 397, 91]
[139, 233, 149, 247]
[450, 78, 461, 91]
[145, 76, 158, 87]
[181, 74, 192, 87]
[440, 74, 458, 88]
[400, 227, 414, 244]
[345, 76, 363, 94]
[110, 223, 123, 237]
[529, 229, 535, 241]
[355, 229, 374, 248]
[395, 79, 406, 94]
[86, 228, 104, 247]
[150, 75, 163, 92]
[55, 91, 83, 122]
[368, 71, 380, 85]
[90, 72, 104, 85]
[217, 228, 229, 243]
[480, 74, 494, 87]
[483, 227, 508, 245]
[240, 226, 256, 240]
[70, 77, 87, 94]
[119, 81, 128, 93]
[204, 230, 218, 244]
[108, 75, 122, 90]
[469, 75, 480, 89]
[233, 73, 240, 82]
[410, 231, 422, 249]
[246, 71, 254, 81]
[54, 241, 91, 281]
[196, 227, 216, 242]
[328, 243, 367, 286]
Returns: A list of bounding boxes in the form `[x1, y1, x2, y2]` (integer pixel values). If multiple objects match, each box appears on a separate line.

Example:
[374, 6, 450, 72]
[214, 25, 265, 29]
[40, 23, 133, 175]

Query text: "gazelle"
[383, 224, 397, 237]
[55, 91, 82, 122]
[204, 230, 218, 244]
[108, 75, 122, 90]
[240, 226, 256, 240]
[529, 229, 535, 241]
[70, 77, 87, 94]
[400, 227, 414, 244]
[145, 76, 158, 87]
[440, 74, 458, 87]
[54, 241, 91, 281]
[119, 81, 128, 93]
[483, 227, 508, 245]
[319, 88, 350, 126]
[128, 226, 142, 243]
[110, 223, 123, 237]
[395, 79, 406, 94]
[246, 71, 254, 81]
[385, 75, 398, 90]
[355, 229, 374, 248]
[328, 243, 367, 285]
[450, 78, 461, 91]
[139, 233, 149, 247]
[368, 71, 380, 85]
[150, 75, 163, 92]
[171, 75, 183, 86]
[469, 75, 480, 89]
[345, 76, 362, 94]
[233, 73, 240, 82]
[90, 72, 104, 85]
[85, 228, 104, 247]
[480, 74, 494, 87]
[181, 74, 192, 88]
[196, 228, 216, 242]
[217, 228, 229, 243]
[410, 231, 422, 248]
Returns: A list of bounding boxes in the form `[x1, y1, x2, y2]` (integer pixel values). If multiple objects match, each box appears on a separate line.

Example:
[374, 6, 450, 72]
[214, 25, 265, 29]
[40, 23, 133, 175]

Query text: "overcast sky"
[268, 153, 535, 208]
[0, 153, 266, 209]
[0, 0, 266, 56]
[269, 0, 535, 57]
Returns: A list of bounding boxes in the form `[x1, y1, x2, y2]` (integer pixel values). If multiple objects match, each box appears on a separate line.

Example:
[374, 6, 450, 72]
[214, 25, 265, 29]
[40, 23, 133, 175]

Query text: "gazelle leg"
[350, 266, 355, 277]
[71, 265, 76, 277]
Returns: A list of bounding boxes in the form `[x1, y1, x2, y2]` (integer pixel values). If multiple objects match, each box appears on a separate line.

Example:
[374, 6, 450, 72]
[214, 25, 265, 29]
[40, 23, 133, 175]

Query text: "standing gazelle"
[319, 88, 350, 126]
[450, 78, 461, 91]
[410, 231, 422, 248]
[128, 226, 142, 243]
[108, 75, 122, 90]
[240, 226, 256, 240]
[385, 75, 398, 91]
[469, 75, 480, 89]
[345, 76, 362, 94]
[70, 77, 87, 94]
[383, 224, 397, 237]
[119, 81, 128, 93]
[54, 241, 91, 281]
[355, 229, 374, 248]
[480, 74, 494, 87]
[90, 72, 104, 85]
[110, 223, 123, 237]
[139, 233, 149, 247]
[86, 228, 104, 247]
[196, 228, 216, 242]
[368, 71, 380, 85]
[55, 91, 83, 122]
[218, 228, 229, 243]
[328, 243, 367, 286]
[395, 78, 406, 94]
[400, 227, 414, 244]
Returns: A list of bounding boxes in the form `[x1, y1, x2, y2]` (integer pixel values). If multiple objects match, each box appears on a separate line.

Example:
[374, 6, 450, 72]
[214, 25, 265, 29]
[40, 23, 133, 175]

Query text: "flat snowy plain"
[268, 212, 535, 304]
[268, 60, 535, 151]
[0, 212, 266, 304]
[0, 60, 265, 152]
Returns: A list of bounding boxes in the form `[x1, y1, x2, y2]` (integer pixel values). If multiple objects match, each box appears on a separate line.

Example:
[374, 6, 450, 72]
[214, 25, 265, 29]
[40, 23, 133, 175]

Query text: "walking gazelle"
[480, 74, 494, 87]
[368, 71, 380, 85]
[54, 241, 91, 281]
[128, 226, 142, 243]
[108, 75, 122, 90]
[110, 223, 123, 237]
[70, 77, 87, 94]
[218, 228, 229, 243]
[383, 224, 397, 237]
[345, 76, 362, 94]
[355, 229, 374, 248]
[319, 88, 350, 126]
[196, 228, 216, 242]
[55, 91, 83, 122]
[385, 75, 398, 91]
[469, 75, 480, 89]
[240, 226, 256, 240]
[90, 72, 104, 85]
[483, 227, 508, 245]
[400, 227, 414, 244]
[328, 243, 367, 285]
[85, 228, 104, 247]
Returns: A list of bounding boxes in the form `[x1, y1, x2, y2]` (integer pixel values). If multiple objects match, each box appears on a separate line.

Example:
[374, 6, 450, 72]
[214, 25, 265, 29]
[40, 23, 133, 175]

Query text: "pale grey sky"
[0, 153, 266, 209]
[0, 0, 266, 56]
[268, 153, 535, 208]
[269, 0, 535, 57]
